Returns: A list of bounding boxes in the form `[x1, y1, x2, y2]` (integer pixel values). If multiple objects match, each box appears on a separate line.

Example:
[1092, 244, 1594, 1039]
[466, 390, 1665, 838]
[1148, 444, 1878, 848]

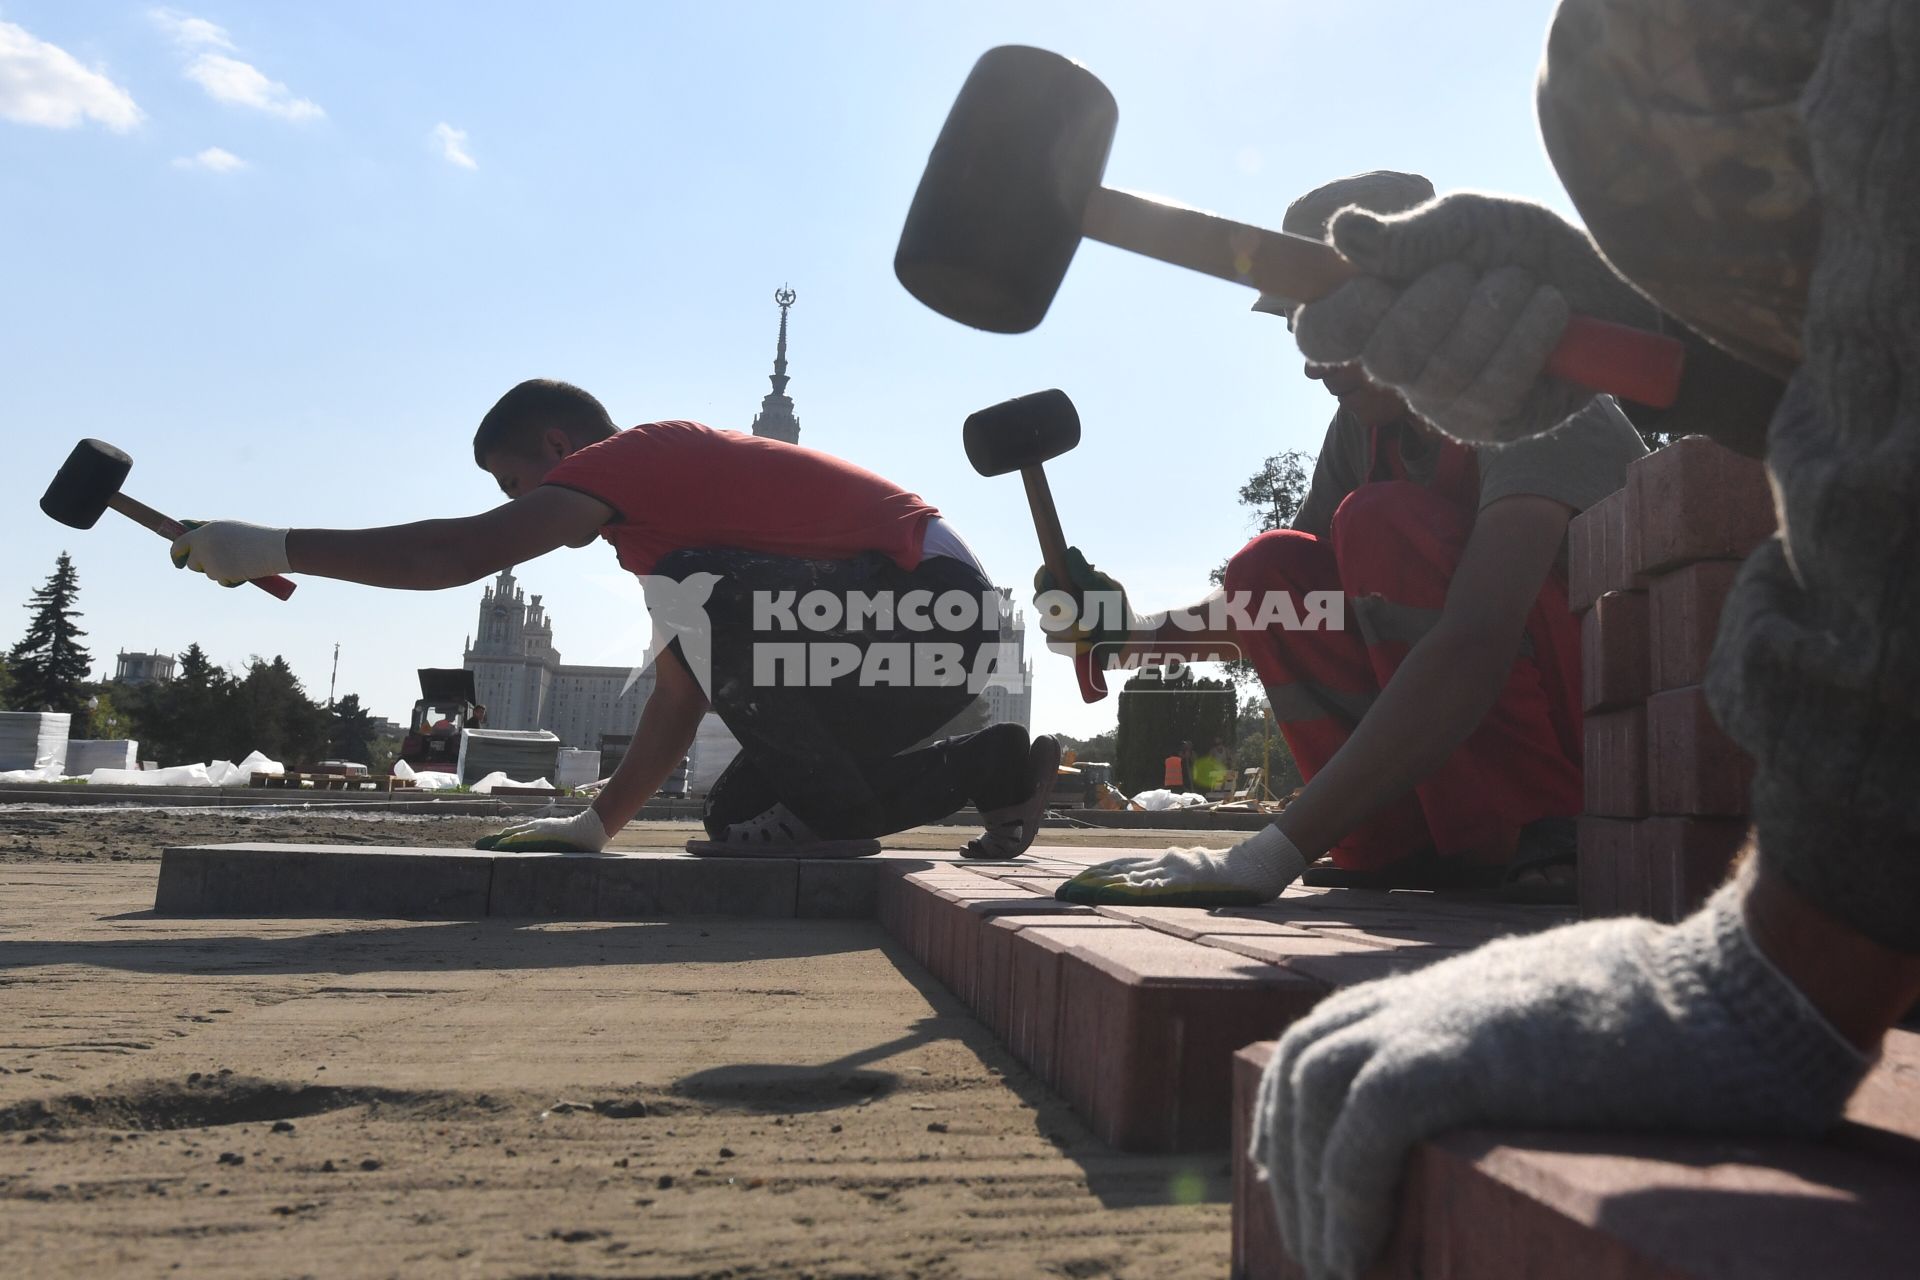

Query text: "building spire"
[750, 285, 801, 444]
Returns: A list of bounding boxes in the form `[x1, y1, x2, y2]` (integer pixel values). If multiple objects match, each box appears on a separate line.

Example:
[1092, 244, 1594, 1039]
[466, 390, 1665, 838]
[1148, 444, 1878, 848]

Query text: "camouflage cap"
[1538, 0, 1819, 379]
[1253, 170, 1436, 315]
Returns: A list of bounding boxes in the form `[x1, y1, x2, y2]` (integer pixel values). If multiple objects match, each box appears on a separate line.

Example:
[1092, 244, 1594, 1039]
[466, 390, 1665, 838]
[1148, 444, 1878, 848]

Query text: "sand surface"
[0, 809, 1230, 1278]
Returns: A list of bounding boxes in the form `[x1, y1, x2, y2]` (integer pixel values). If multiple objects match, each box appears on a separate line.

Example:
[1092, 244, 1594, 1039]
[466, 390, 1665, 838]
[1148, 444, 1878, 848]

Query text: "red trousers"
[1225, 482, 1583, 870]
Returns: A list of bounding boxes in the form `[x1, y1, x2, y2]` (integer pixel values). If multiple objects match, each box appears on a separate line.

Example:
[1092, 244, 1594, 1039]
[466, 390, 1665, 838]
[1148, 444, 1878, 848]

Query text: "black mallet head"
[895, 46, 1117, 334]
[963, 388, 1081, 477]
[42, 439, 133, 530]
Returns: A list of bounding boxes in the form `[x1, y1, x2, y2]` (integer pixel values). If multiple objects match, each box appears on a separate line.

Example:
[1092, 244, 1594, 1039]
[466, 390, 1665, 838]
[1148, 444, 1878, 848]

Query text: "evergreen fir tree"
[8, 553, 93, 719]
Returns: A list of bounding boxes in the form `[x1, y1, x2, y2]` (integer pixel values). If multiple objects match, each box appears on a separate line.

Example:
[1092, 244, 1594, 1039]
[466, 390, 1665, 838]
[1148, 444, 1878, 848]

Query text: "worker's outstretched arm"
[170, 486, 613, 591]
[1058, 493, 1569, 907]
[589, 647, 709, 835]
[475, 647, 710, 854]
[1273, 492, 1569, 860]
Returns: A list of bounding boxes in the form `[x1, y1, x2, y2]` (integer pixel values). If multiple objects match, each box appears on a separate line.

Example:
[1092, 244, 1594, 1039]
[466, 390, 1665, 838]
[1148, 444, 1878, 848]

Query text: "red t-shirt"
[541, 421, 939, 576]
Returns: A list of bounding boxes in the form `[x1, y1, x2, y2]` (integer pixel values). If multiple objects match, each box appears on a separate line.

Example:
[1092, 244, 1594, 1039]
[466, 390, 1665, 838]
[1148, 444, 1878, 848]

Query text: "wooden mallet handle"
[1020, 465, 1108, 703]
[1082, 187, 1686, 410]
[109, 493, 298, 601]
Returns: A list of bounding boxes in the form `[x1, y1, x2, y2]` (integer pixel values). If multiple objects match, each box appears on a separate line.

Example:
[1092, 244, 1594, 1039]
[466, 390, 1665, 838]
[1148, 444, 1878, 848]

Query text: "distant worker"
[1162, 749, 1185, 790]
[1192, 739, 1233, 793]
[1041, 172, 1648, 905]
[169, 379, 1059, 860]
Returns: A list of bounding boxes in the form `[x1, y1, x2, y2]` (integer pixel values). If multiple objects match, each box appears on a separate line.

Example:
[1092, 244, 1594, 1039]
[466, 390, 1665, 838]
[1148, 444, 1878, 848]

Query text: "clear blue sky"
[2, 1, 1574, 742]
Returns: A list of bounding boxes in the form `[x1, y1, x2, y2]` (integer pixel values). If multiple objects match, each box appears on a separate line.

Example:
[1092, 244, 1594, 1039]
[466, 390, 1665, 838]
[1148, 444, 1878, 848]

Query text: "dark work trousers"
[652, 547, 1031, 840]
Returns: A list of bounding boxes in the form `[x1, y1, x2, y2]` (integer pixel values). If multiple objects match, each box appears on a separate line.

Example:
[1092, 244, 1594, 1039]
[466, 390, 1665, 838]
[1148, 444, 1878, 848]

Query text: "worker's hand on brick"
[1293, 192, 1665, 444]
[169, 519, 291, 588]
[1251, 873, 1869, 1280]
[474, 806, 610, 854]
[1032, 547, 1132, 661]
[1055, 826, 1305, 907]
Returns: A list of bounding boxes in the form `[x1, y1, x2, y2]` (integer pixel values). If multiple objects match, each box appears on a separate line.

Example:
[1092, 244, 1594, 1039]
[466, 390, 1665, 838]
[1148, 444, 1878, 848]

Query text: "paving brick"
[1640, 816, 1747, 922]
[1053, 929, 1324, 1151]
[1576, 817, 1637, 919]
[1646, 685, 1755, 817]
[1232, 1043, 1287, 1280]
[489, 853, 602, 918]
[154, 844, 494, 918]
[592, 856, 665, 916]
[1649, 559, 1743, 692]
[794, 860, 881, 919]
[1627, 435, 1776, 575]
[975, 914, 1119, 1046]
[1583, 706, 1648, 818]
[1005, 925, 1102, 1090]
[1232, 1033, 1920, 1280]
[928, 891, 1058, 1006]
[653, 856, 797, 917]
[1580, 589, 1650, 712]
[1568, 487, 1642, 611]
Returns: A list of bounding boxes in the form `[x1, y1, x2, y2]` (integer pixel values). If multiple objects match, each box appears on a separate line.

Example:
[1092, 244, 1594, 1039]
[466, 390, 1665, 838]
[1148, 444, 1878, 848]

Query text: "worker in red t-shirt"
[168, 379, 1059, 859]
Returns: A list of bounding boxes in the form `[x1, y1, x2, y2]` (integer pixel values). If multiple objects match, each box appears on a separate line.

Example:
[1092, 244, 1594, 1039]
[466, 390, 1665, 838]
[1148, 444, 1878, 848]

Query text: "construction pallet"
[248, 771, 414, 791]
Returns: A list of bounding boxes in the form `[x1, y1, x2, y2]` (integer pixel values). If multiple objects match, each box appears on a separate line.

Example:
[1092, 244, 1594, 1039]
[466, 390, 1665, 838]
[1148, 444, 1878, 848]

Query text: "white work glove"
[1293, 192, 1664, 443]
[1251, 876, 1869, 1280]
[169, 520, 291, 587]
[1055, 826, 1306, 907]
[474, 806, 610, 854]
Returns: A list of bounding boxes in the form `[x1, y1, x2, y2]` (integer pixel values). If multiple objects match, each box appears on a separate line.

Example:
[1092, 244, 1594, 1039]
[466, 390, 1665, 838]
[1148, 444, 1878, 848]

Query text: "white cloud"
[431, 121, 476, 170]
[173, 145, 245, 172]
[0, 21, 143, 131]
[149, 8, 233, 52]
[185, 52, 322, 120]
[151, 11, 322, 121]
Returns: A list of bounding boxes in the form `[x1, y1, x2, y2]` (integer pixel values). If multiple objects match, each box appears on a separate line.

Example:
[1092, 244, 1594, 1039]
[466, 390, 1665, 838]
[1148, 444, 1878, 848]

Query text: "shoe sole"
[961, 734, 1061, 861]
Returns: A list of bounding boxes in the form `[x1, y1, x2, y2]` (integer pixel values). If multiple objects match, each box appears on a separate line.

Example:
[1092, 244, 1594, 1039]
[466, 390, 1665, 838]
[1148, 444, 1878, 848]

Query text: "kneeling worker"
[1046, 172, 1647, 905]
[171, 379, 1057, 859]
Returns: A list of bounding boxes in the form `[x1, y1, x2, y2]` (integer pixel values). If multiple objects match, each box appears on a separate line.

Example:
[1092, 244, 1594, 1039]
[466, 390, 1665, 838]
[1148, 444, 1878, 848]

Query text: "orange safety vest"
[1163, 755, 1185, 788]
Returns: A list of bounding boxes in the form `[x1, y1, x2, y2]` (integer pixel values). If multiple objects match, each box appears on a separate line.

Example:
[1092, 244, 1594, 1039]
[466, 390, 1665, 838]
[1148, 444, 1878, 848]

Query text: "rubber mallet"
[897, 45, 1686, 409]
[963, 389, 1107, 703]
[40, 439, 297, 600]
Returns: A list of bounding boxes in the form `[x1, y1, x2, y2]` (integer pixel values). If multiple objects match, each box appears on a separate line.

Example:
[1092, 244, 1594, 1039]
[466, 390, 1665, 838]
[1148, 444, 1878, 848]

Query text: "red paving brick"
[1054, 928, 1323, 1151]
[1568, 487, 1644, 611]
[1649, 559, 1743, 692]
[1646, 686, 1755, 817]
[1234, 1032, 1920, 1280]
[879, 856, 1571, 1155]
[1581, 589, 1651, 712]
[1640, 816, 1746, 922]
[1627, 435, 1777, 576]
[1584, 705, 1649, 818]
[1578, 816, 1638, 919]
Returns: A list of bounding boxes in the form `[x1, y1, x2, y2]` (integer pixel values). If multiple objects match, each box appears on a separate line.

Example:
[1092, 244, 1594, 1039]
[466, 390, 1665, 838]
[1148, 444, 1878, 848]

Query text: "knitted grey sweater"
[1542, 0, 1920, 952]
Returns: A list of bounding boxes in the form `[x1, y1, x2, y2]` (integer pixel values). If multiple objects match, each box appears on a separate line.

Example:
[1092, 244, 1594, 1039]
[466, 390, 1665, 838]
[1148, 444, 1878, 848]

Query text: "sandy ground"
[0, 808, 1231, 1279]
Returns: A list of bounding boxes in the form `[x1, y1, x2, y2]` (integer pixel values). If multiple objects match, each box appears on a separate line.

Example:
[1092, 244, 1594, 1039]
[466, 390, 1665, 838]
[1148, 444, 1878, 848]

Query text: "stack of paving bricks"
[1572, 436, 1777, 921]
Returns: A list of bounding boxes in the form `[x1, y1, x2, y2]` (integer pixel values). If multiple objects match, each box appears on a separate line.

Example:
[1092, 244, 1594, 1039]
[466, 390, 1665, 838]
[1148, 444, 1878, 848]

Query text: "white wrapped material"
[65, 739, 138, 774]
[469, 771, 554, 794]
[555, 749, 601, 789]
[1130, 788, 1209, 811]
[87, 763, 216, 787]
[0, 711, 71, 773]
[456, 728, 560, 785]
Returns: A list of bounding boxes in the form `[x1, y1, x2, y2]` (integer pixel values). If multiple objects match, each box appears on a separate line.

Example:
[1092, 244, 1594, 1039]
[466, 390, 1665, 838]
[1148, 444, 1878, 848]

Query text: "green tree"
[8, 552, 94, 723]
[116, 644, 234, 767]
[1113, 667, 1236, 796]
[327, 693, 379, 765]
[1209, 449, 1316, 694]
[233, 655, 331, 765]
